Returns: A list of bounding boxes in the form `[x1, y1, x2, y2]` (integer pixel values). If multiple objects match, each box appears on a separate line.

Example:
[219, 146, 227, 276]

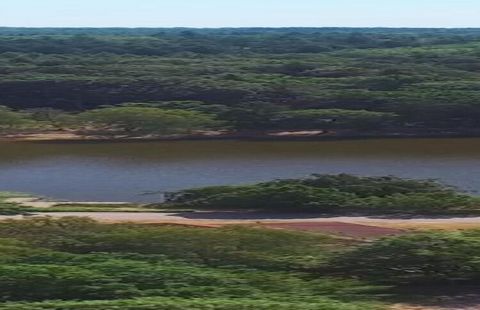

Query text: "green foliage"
[331, 231, 480, 285]
[0, 218, 383, 309]
[0, 264, 137, 301]
[1, 28, 480, 134]
[0, 27, 478, 55]
[0, 193, 31, 215]
[23, 108, 74, 130]
[0, 217, 334, 269]
[5, 217, 480, 308]
[76, 107, 222, 135]
[122, 101, 231, 115]
[165, 174, 480, 215]
[0, 297, 382, 310]
[0, 105, 224, 136]
[0, 204, 30, 215]
[300, 174, 448, 197]
[0, 106, 35, 131]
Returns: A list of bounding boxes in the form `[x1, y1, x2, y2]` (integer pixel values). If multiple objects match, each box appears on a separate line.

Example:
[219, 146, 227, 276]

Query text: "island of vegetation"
[2, 174, 480, 216]
[1, 28, 480, 140]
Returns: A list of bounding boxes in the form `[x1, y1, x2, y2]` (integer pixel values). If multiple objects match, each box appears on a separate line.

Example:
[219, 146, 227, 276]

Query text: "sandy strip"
[391, 303, 480, 310]
[1, 212, 480, 230]
[0, 132, 86, 141]
[5, 197, 130, 209]
[5, 197, 60, 208]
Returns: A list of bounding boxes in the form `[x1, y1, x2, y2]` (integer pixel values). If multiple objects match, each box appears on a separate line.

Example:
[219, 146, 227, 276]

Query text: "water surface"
[0, 139, 479, 202]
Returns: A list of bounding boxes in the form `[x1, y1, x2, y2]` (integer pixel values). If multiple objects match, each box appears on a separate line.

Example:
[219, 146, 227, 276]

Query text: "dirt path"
[0, 130, 328, 142]
[0, 132, 86, 141]
[2, 211, 480, 232]
[391, 302, 480, 310]
[0, 211, 476, 225]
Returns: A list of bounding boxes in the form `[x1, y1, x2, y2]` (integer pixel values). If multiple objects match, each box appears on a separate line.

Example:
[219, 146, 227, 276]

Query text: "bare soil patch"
[3, 211, 480, 238]
[0, 132, 86, 141]
[262, 221, 404, 238]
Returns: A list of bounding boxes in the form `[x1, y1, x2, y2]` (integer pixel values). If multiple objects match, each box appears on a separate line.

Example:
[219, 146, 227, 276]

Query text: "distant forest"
[1, 27, 480, 134]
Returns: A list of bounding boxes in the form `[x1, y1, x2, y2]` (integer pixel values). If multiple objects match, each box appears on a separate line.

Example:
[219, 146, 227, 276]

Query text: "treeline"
[1, 28, 480, 134]
[0, 104, 397, 135]
[0, 104, 223, 136]
[165, 174, 480, 215]
[2, 217, 480, 308]
[2, 28, 480, 55]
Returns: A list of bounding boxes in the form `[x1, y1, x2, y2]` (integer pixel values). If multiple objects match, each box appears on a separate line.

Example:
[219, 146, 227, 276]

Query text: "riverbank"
[6, 195, 480, 235]
[3, 211, 480, 232]
[3, 129, 480, 142]
[0, 130, 329, 142]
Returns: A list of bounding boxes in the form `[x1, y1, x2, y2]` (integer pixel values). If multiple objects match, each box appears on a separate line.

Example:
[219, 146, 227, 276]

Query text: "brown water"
[0, 139, 479, 202]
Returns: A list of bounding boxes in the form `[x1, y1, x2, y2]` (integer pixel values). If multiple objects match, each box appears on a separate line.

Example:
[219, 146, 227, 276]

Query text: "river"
[0, 138, 479, 202]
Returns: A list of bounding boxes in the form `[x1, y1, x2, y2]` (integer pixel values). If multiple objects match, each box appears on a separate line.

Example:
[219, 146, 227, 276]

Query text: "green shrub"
[330, 232, 480, 284]
[165, 174, 480, 215]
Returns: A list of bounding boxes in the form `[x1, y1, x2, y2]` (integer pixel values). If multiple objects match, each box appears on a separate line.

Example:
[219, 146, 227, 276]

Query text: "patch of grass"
[0, 218, 387, 309]
[0, 297, 385, 310]
[0, 203, 31, 215]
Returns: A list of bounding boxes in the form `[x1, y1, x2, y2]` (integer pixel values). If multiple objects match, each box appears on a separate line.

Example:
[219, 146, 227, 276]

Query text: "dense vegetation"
[165, 174, 480, 215]
[0, 105, 223, 136]
[333, 231, 480, 285]
[0, 218, 383, 310]
[3, 174, 479, 216]
[1, 28, 480, 136]
[1, 217, 480, 308]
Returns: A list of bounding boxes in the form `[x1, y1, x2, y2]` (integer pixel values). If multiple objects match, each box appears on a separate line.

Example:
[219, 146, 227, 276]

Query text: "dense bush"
[0, 297, 382, 310]
[331, 231, 480, 285]
[0, 106, 36, 131]
[0, 217, 334, 269]
[0, 204, 30, 215]
[76, 106, 222, 135]
[165, 174, 480, 215]
[0, 218, 382, 309]
[2, 217, 480, 308]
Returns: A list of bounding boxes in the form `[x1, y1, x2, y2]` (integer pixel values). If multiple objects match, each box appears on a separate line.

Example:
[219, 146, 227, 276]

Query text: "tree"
[0, 106, 34, 131]
[23, 108, 73, 130]
[331, 232, 480, 285]
[76, 107, 222, 135]
[164, 174, 480, 215]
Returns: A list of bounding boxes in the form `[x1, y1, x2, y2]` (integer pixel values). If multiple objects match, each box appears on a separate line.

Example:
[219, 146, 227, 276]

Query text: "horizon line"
[1, 26, 480, 29]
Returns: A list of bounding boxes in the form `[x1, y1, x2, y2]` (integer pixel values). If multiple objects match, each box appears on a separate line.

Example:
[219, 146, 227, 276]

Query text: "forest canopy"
[1, 28, 480, 135]
[1, 217, 480, 309]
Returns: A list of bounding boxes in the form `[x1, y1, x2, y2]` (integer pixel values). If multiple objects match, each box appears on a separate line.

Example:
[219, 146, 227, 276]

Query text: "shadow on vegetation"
[385, 286, 480, 308]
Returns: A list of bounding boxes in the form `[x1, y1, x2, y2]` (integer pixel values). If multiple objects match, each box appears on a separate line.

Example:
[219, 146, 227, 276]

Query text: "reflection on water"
[0, 139, 480, 202]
